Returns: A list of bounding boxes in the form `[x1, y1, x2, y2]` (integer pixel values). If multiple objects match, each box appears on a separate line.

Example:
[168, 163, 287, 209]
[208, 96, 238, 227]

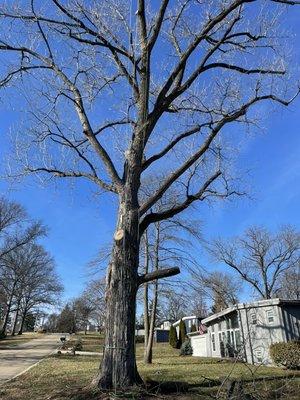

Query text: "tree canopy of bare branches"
[1, 0, 300, 389]
[209, 225, 300, 299]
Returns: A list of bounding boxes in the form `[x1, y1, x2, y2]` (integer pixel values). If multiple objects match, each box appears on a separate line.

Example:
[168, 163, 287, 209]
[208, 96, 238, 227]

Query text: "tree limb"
[138, 267, 180, 285]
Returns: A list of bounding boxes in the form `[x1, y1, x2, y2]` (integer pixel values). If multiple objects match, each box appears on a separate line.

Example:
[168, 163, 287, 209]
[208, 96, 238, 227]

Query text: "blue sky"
[0, 4, 300, 303]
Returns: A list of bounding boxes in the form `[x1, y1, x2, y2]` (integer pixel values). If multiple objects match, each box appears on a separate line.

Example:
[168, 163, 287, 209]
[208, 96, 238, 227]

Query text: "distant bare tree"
[84, 279, 106, 332]
[0, 242, 62, 337]
[1, 0, 300, 388]
[188, 268, 240, 313]
[0, 197, 45, 260]
[209, 226, 300, 299]
[141, 213, 200, 364]
[16, 244, 63, 335]
[275, 264, 300, 300]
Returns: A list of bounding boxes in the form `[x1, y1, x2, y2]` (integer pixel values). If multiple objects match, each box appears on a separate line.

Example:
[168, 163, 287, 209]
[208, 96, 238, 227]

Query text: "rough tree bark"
[0, 283, 15, 336]
[94, 168, 143, 387]
[18, 309, 27, 335]
[11, 299, 21, 336]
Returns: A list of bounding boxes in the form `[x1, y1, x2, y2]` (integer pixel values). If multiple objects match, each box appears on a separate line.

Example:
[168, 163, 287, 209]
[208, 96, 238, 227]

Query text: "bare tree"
[188, 268, 240, 313]
[209, 226, 300, 299]
[0, 197, 45, 260]
[74, 293, 97, 334]
[84, 279, 106, 332]
[275, 264, 300, 300]
[141, 212, 200, 364]
[0, 0, 300, 388]
[16, 244, 63, 335]
[0, 242, 62, 336]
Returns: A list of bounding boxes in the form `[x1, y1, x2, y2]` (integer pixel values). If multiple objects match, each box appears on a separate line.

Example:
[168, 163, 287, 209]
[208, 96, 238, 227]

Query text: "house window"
[235, 330, 241, 348]
[219, 332, 222, 343]
[231, 331, 235, 347]
[232, 314, 239, 329]
[212, 333, 216, 351]
[227, 331, 231, 344]
[250, 313, 257, 325]
[211, 324, 215, 332]
[266, 310, 274, 323]
[218, 322, 222, 331]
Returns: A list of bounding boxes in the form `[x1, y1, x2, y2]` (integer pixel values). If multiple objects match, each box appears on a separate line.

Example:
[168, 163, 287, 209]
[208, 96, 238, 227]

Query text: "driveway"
[0, 334, 66, 384]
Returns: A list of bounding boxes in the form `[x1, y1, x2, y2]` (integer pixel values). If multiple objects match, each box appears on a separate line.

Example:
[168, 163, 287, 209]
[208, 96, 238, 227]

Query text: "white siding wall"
[239, 305, 285, 365]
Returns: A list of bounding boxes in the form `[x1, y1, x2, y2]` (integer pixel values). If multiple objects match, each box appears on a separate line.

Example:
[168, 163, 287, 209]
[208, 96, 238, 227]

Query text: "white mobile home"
[189, 298, 300, 365]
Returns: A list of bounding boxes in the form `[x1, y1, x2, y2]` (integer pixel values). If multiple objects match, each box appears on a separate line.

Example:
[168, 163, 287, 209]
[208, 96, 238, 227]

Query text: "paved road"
[0, 334, 65, 384]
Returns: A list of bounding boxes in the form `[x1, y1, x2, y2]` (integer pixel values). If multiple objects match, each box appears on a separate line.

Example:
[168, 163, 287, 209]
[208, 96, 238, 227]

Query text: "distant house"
[158, 320, 174, 330]
[135, 322, 171, 343]
[189, 298, 300, 365]
[173, 315, 205, 335]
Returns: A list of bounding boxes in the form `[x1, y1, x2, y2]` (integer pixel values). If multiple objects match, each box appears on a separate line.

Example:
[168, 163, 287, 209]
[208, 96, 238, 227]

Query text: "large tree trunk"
[18, 308, 27, 335]
[143, 232, 150, 360]
[144, 279, 158, 364]
[0, 287, 15, 337]
[11, 300, 21, 336]
[94, 185, 142, 389]
[144, 223, 159, 364]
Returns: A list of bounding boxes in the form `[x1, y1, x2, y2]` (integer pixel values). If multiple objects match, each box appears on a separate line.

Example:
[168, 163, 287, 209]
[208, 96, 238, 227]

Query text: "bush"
[0, 331, 7, 340]
[180, 339, 193, 356]
[177, 319, 186, 349]
[169, 325, 178, 348]
[270, 341, 300, 370]
[135, 335, 144, 343]
[191, 324, 197, 332]
[73, 337, 83, 351]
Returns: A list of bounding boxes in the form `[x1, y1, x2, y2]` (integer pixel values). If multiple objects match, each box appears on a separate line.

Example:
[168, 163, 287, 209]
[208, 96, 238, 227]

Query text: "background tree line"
[0, 197, 63, 338]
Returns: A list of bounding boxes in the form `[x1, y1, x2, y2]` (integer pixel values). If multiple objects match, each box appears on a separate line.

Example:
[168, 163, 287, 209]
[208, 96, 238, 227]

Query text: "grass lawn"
[0, 336, 299, 400]
[0, 332, 43, 349]
[68, 333, 105, 353]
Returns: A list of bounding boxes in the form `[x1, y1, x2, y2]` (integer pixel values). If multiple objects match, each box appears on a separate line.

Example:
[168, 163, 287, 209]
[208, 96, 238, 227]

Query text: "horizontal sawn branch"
[138, 267, 180, 285]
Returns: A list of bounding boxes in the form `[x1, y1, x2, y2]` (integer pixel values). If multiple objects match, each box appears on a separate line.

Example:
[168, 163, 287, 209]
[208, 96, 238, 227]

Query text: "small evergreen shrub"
[135, 335, 144, 343]
[177, 319, 187, 349]
[0, 331, 7, 340]
[270, 341, 300, 370]
[191, 324, 197, 332]
[169, 325, 178, 348]
[180, 339, 193, 356]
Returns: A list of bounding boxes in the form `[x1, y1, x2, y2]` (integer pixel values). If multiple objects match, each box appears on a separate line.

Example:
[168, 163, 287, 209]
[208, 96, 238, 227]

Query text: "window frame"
[266, 309, 275, 324]
[211, 332, 216, 352]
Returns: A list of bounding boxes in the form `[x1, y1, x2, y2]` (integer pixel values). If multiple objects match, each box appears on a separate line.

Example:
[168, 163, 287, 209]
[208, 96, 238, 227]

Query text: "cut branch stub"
[114, 229, 124, 243]
[138, 267, 180, 285]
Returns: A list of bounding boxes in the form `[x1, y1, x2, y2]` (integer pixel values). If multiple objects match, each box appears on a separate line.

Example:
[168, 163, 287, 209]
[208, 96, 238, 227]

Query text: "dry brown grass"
[0, 332, 43, 349]
[0, 340, 299, 400]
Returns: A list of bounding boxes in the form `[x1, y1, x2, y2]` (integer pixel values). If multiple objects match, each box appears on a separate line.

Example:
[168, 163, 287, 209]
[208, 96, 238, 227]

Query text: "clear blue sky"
[0, 6, 300, 302]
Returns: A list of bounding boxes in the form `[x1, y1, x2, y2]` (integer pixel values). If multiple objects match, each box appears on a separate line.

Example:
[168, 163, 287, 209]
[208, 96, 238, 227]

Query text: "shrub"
[135, 335, 144, 343]
[169, 325, 178, 348]
[177, 319, 187, 349]
[0, 331, 7, 340]
[180, 339, 193, 356]
[73, 337, 83, 351]
[191, 324, 197, 332]
[270, 341, 300, 370]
